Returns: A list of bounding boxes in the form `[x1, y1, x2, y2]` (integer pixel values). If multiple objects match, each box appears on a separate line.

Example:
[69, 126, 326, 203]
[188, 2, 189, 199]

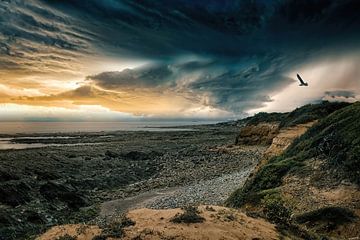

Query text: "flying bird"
[297, 74, 308, 86]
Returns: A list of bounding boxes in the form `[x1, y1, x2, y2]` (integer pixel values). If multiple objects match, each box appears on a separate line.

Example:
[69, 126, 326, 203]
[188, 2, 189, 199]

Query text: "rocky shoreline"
[97, 145, 266, 224]
[0, 124, 264, 239]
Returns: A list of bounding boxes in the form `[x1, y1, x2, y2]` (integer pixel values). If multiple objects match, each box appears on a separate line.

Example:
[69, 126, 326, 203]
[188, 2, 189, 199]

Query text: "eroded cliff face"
[235, 121, 315, 153]
[235, 123, 280, 146]
[237, 121, 316, 185]
[264, 121, 316, 158]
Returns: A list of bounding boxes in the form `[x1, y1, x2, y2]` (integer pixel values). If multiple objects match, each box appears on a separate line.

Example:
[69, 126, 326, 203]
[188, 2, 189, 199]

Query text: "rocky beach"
[0, 123, 266, 239]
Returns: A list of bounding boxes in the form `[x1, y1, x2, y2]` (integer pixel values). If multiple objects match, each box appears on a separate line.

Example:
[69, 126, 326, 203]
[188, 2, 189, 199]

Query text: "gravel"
[145, 169, 252, 209]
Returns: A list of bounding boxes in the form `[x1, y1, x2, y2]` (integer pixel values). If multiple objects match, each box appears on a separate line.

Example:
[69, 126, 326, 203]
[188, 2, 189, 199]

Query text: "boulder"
[0, 182, 31, 207]
[40, 181, 88, 209]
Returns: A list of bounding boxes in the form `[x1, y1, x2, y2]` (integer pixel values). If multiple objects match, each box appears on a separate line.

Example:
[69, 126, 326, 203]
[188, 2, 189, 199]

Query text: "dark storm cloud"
[0, 0, 89, 52]
[0, 0, 92, 72]
[40, 0, 360, 57]
[87, 57, 294, 112]
[1, 0, 360, 115]
[87, 64, 174, 89]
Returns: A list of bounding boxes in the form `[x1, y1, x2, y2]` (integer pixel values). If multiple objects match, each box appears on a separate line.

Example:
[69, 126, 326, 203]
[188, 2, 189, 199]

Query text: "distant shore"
[0, 120, 223, 135]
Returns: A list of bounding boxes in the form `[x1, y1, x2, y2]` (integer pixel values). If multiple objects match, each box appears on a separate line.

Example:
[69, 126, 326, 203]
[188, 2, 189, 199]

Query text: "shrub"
[262, 193, 291, 225]
[98, 215, 135, 238]
[345, 145, 360, 184]
[250, 159, 303, 191]
[226, 187, 280, 208]
[226, 187, 247, 208]
[295, 207, 357, 226]
[170, 206, 205, 224]
[69, 205, 99, 223]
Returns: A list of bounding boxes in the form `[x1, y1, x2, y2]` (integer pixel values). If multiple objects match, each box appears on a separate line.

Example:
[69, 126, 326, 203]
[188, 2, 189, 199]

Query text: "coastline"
[0, 122, 260, 238]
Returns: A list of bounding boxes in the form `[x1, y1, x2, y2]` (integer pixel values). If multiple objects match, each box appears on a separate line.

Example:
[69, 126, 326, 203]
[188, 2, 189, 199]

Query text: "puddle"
[0, 137, 100, 150]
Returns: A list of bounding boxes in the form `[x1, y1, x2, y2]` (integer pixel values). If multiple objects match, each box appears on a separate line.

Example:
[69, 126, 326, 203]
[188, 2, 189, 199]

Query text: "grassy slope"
[227, 102, 360, 238]
[228, 102, 359, 206]
[245, 101, 350, 127]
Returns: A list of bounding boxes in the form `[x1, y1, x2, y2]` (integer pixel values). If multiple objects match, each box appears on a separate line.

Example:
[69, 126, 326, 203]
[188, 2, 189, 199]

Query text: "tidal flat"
[0, 123, 264, 239]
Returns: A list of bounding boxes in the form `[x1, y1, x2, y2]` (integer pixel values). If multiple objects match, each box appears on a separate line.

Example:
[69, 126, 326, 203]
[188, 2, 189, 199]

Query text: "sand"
[37, 205, 280, 240]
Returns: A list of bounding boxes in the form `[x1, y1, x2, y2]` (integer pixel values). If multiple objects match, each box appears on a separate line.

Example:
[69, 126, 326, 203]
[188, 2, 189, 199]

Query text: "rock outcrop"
[264, 121, 316, 158]
[235, 123, 279, 146]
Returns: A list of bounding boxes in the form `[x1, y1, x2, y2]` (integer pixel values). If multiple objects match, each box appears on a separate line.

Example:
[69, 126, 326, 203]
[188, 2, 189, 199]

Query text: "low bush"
[97, 214, 135, 239]
[250, 159, 303, 191]
[295, 207, 357, 226]
[226, 187, 280, 208]
[170, 206, 205, 224]
[262, 193, 291, 225]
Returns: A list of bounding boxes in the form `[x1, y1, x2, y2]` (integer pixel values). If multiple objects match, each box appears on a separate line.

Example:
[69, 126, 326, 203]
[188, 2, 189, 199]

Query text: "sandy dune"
[37, 205, 280, 240]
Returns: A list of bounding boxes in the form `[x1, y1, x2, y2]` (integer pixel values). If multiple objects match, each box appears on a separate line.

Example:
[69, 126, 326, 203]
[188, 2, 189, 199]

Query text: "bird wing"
[297, 74, 305, 84]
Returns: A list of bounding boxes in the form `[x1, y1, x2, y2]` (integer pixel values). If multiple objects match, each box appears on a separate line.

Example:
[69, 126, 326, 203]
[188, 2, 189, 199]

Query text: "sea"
[0, 121, 220, 135]
[0, 121, 221, 150]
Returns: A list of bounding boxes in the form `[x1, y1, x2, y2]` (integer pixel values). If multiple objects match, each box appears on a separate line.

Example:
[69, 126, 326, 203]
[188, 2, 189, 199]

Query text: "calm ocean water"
[0, 121, 220, 134]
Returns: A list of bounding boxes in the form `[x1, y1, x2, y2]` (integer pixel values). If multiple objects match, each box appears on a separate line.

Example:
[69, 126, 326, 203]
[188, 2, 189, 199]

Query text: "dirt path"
[100, 187, 179, 219]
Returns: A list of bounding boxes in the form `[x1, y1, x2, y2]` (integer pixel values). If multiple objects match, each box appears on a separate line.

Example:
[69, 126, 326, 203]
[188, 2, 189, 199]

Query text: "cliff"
[235, 122, 280, 146]
[227, 102, 360, 239]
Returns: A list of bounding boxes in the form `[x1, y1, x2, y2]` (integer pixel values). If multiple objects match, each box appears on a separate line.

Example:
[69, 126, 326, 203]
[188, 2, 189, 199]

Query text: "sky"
[0, 0, 359, 121]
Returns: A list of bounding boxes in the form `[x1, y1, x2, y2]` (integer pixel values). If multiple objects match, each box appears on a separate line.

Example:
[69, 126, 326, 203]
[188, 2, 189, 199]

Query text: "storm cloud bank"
[0, 0, 359, 119]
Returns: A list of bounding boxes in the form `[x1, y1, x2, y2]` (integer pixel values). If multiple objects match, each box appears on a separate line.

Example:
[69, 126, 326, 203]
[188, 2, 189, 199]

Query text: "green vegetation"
[170, 206, 205, 224]
[227, 102, 360, 232]
[68, 205, 100, 224]
[229, 102, 360, 208]
[98, 215, 136, 239]
[244, 101, 349, 128]
[248, 158, 303, 191]
[295, 207, 357, 227]
[246, 112, 287, 125]
[261, 192, 291, 225]
[227, 186, 280, 208]
[280, 102, 360, 184]
[278, 101, 350, 128]
[226, 157, 304, 208]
